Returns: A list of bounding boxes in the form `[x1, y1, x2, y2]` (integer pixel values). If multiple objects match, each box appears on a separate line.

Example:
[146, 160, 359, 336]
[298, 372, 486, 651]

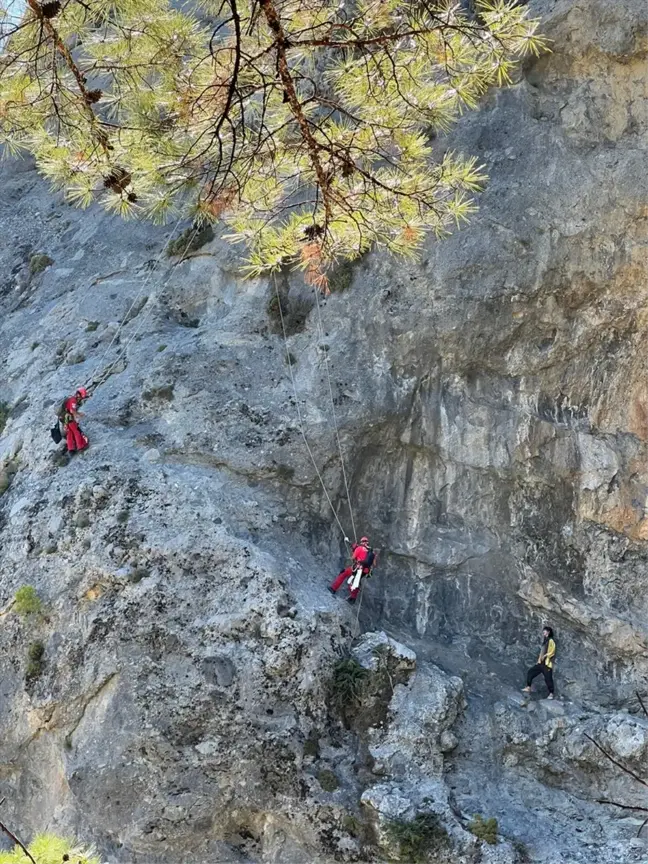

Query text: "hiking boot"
[327, 586, 336, 596]
[346, 596, 356, 605]
[521, 686, 532, 693]
[546, 693, 555, 700]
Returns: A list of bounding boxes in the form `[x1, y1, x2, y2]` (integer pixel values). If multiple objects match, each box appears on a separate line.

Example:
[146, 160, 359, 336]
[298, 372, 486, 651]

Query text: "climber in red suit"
[328, 537, 375, 604]
[62, 387, 89, 453]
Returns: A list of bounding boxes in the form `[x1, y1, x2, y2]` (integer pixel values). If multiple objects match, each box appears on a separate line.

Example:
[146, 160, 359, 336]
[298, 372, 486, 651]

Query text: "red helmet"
[360, 536, 369, 545]
[76, 387, 88, 399]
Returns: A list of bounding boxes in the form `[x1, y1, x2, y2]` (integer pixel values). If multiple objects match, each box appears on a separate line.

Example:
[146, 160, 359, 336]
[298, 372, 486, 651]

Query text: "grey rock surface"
[367, 663, 464, 781]
[0, 0, 646, 861]
[351, 630, 417, 674]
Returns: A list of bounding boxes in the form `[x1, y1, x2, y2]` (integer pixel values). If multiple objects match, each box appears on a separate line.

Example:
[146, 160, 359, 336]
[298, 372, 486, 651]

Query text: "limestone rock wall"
[0, 0, 645, 862]
[343, 0, 648, 705]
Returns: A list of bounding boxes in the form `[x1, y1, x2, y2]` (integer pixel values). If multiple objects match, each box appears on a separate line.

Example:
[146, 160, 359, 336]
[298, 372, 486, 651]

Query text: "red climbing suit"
[63, 395, 88, 453]
[330, 543, 371, 600]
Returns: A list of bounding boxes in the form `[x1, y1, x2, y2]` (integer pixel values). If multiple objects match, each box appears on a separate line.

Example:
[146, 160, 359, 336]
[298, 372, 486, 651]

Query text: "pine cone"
[40, 0, 61, 18]
[304, 223, 324, 240]
[103, 167, 132, 194]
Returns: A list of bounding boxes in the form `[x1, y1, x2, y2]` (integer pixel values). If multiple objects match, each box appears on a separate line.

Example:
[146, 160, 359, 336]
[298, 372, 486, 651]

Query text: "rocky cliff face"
[0, 0, 646, 862]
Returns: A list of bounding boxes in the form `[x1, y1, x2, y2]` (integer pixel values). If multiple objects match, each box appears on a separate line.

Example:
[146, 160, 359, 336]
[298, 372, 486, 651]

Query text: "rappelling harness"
[348, 547, 378, 591]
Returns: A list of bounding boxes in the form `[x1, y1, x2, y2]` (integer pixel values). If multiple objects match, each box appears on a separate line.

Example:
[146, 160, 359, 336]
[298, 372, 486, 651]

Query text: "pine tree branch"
[0, 0, 545, 271]
[295, 28, 429, 49]
[636, 691, 648, 718]
[204, 0, 242, 200]
[597, 799, 648, 813]
[24, 0, 108, 151]
[0, 805, 37, 864]
[258, 0, 331, 228]
[585, 734, 648, 790]
[597, 801, 648, 838]
[292, 6, 485, 49]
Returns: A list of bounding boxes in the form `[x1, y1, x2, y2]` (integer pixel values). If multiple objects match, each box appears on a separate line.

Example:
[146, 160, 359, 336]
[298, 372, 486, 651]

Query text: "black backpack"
[364, 549, 376, 570]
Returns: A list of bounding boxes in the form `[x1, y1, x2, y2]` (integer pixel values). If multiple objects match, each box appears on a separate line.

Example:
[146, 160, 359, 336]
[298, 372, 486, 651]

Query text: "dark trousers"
[526, 663, 554, 694]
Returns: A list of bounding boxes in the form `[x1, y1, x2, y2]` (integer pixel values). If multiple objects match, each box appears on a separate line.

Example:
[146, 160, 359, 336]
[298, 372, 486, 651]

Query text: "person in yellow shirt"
[522, 626, 556, 699]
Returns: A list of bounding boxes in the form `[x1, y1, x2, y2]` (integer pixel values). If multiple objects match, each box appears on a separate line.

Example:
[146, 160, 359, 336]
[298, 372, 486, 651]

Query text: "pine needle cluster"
[0, 0, 545, 282]
[0, 832, 102, 864]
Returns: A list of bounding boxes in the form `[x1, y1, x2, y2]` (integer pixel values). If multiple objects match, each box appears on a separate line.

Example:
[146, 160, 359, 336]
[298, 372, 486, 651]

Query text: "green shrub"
[512, 839, 532, 863]
[166, 223, 214, 257]
[341, 814, 363, 838]
[303, 735, 319, 759]
[29, 253, 53, 276]
[85, 321, 100, 332]
[142, 384, 174, 402]
[157, 344, 167, 352]
[328, 260, 354, 293]
[0, 402, 9, 435]
[0, 831, 101, 863]
[14, 585, 42, 616]
[386, 813, 447, 862]
[468, 815, 498, 845]
[330, 657, 369, 713]
[26, 641, 45, 682]
[317, 769, 339, 792]
[31, 341, 39, 351]
[116, 509, 130, 524]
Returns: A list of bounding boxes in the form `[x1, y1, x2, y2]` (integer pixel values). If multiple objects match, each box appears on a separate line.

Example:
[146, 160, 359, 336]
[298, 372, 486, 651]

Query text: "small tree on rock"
[0, 831, 101, 864]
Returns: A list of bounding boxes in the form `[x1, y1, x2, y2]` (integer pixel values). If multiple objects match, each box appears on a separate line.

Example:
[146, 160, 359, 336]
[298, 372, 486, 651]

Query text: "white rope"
[352, 548, 381, 633]
[354, 575, 364, 634]
[86, 213, 187, 388]
[311, 283, 358, 543]
[273, 274, 351, 546]
[89, 225, 200, 390]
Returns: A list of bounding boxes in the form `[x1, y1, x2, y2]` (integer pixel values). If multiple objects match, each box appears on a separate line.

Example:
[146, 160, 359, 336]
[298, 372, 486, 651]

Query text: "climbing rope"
[354, 578, 364, 634]
[311, 283, 358, 543]
[273, 274, 351, 547]
[354, 547, 381, 633]
[84, 213, 188, 390]
[86, 223, 200, 392]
